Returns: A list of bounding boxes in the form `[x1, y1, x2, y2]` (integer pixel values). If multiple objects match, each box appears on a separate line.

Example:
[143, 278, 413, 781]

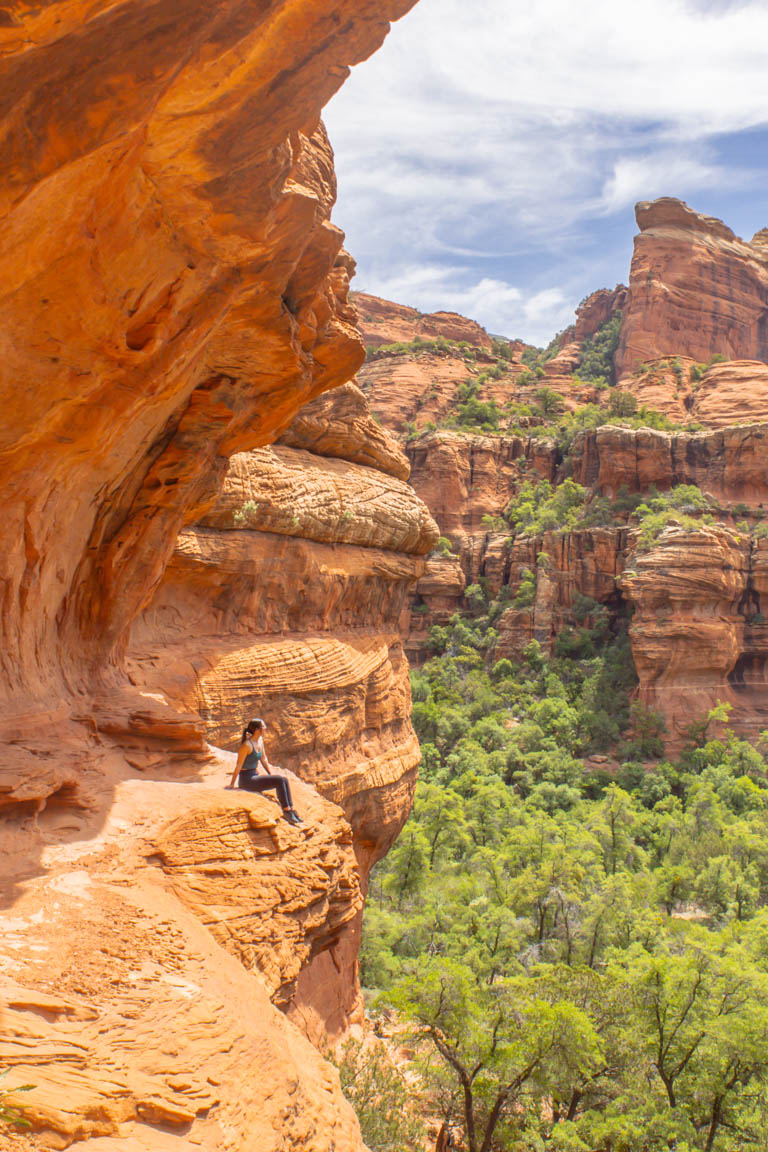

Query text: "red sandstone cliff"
[130, 384, 438, 1041]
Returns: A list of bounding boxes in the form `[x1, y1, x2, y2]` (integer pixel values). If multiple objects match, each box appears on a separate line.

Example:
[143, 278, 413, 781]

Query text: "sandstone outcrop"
[558, 285, 627, 348]
[493, 529, 627, 661]
[0, 0, 416, 804]
[352, 290, 494, 349]
[572, 423, 768, 506]
[279, 380, 410, 480]
[1, 755, 366, 1151]
[130, 384, 438, 1042]
[0, 2, 427, 1148]
[615, 198, 768, 378]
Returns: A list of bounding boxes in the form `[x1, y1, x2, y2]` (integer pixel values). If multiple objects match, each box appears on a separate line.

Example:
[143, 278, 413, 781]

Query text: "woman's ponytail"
[241, 718, 263, 744]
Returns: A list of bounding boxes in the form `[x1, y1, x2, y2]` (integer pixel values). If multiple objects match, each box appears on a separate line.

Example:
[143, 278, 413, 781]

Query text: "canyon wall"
[356, 240, 768, 744]
[0, 3, 432, 1150]
[0, 0, 414, 803]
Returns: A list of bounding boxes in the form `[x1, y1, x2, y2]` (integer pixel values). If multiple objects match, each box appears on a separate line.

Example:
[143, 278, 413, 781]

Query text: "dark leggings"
[238, 770, 293, 810]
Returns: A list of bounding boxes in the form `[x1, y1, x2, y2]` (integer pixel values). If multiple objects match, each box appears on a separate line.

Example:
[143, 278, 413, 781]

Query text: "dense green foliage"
[577, 311, 623, 387]
[362, 604, 768, 1150]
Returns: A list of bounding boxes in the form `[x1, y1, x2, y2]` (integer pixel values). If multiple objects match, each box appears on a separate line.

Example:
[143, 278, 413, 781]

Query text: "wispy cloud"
[325, 0, 768, 341]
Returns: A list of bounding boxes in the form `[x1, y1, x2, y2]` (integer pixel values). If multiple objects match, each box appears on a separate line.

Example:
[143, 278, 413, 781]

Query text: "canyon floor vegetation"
[355, 597, 768, 1152]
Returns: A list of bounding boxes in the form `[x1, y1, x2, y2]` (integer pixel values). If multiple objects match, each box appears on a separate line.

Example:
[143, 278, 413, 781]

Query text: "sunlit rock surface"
[0, 1, 421, 1147]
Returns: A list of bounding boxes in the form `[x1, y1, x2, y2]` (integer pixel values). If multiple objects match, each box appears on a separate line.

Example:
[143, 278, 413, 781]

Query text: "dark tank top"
[240, 740, 263, 774]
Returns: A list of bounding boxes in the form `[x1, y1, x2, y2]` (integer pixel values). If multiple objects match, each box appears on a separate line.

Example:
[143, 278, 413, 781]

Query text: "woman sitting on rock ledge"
[228, 719, 303, 827]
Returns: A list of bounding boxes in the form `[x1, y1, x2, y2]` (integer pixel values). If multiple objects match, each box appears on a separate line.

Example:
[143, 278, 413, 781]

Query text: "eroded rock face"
[1, 2, 424, 1147]
[559, 285, 627, 347]
[0, 0, 415, 801]
[495, 529, 627, 660]
[572, 423, 768, 506]
[618, 526, 768, 740]
[130, 385, 438, 1041]
[616, 198, 768, 378]
[1, 759, 366, 1150]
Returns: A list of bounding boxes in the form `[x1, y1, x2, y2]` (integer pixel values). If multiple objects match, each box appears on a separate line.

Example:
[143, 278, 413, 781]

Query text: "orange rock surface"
[617, 525, 768, 741]
[0, 0, 415, 798]
[0, 2, 428, 1149]
[494, 529, 627, 660]
[572, 423, 768, 506]
[130, 384, 437, 1043]
[1, 755, 366, 1151]
[616, 198, 768, 378]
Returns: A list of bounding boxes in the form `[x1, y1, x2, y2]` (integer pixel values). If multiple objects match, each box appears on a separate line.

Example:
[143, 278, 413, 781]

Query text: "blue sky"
[324, 0, 768, 345]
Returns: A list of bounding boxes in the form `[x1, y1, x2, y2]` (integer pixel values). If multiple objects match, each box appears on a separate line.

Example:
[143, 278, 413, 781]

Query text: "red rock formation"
[0, 2, 429, 1148]
[494, 529, 627, 660]
[0, 0, 416, 804]
[572, 423, 768, 507]
[352, 290, 495, 349]
[357, 344, 597, 437]
[558, 285, 627, 347]
[1, 760, 366, 1149]
[615, 198, 768, 378]
[617, 525, 766, 741]
[130, 384, 438, 1041]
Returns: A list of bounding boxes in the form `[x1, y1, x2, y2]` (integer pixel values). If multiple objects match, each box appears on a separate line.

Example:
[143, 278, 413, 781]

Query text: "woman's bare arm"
[260, 736, 281, 774]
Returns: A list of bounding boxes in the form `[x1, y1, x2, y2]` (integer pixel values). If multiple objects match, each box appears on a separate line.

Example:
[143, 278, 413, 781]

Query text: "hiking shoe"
[283, 808, 303, 827]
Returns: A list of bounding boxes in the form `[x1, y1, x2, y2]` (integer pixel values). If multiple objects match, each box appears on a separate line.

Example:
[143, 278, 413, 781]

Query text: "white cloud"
[597, 154, 741, 214]
[324, 0, 768, 342]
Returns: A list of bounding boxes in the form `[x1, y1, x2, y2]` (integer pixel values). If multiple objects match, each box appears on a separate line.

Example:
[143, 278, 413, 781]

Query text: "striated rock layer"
[619, 526, 768, 741]
[1, 754, 367, 1151]
[0, 0, 415, 801]
[130, 382, 438, 1043]
[0, 3, 429, 1150]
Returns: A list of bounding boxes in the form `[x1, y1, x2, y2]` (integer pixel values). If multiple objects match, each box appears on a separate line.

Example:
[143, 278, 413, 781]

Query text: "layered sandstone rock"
[615, 198, 768, 378]
[130, 385, 438, 1042]
[494, 529, 627, 660]
[0, 2, 425, 1149]
[572, 423, 768, 506]
[1, 756, 365, 1151]
[352, 290, 495, 349]
[0, 0, 415, 802]
[279, 379, 410, 480]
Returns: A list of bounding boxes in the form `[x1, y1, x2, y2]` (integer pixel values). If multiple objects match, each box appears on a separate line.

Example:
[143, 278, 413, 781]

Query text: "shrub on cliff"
[632, 484, 714, 549]
[335, 1038, 422, 1150]
[0, 1075, 33, 1132]
[577, 310, 622, 386]
[505, 478, 588, 535]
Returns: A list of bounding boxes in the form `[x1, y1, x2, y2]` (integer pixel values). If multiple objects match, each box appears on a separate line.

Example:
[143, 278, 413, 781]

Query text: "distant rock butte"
[616, 197, 768, 378]
[359, 204, 768, 743]
[352, 289, 495, 348]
